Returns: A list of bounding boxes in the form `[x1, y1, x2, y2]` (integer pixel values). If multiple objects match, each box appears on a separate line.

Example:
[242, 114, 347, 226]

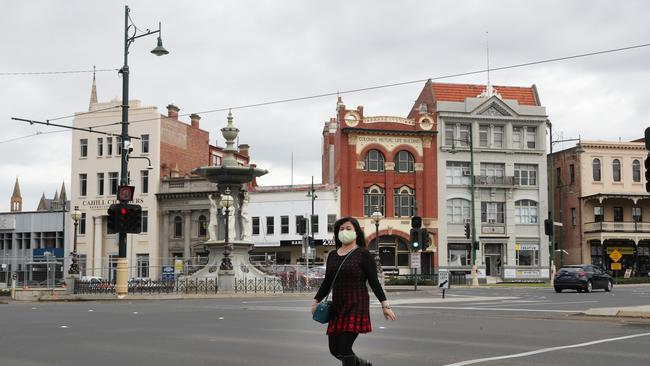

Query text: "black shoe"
[340, 355, 356, 366]
[356, 356, 372, 366]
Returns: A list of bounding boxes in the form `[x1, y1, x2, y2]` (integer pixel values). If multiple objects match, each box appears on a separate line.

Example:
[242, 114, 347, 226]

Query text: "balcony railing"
[584, 221, 650, 233]
[474, 175, 514, 186]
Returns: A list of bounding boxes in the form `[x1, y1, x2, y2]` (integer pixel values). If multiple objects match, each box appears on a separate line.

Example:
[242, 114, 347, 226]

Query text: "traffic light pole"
[469, 132, 479, 287]
[548, 121, 555, 285]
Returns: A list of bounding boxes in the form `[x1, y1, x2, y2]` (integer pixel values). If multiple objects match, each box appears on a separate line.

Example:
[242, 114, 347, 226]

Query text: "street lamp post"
[450, 132, 479, 287]
[69, 206, 82, 275]
[306, 176, 318, 269]
[370, 206, 384, 283]
[115, 5, 168, 297]
[220, 188, 235, 271]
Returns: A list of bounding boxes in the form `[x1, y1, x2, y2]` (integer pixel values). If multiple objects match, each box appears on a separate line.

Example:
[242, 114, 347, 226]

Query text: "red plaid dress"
[315, 248, 387, 335]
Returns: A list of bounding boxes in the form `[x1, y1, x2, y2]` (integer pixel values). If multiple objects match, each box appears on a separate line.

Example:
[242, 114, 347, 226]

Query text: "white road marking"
[60, 326, 68, 329]
[88, 309, 94, 312]
[441, 332, 650, 366]
[133, 312, 138, 315]
[218, 317, 224, 320]
[472, 300, 599, 308]
[393, 305, 576, 313]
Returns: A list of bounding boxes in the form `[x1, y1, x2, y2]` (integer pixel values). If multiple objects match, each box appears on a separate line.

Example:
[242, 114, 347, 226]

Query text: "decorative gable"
[471, 97, 518, 117]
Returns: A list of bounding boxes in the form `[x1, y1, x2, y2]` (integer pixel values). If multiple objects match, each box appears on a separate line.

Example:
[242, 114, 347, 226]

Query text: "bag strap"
[324, 247, 358, 301]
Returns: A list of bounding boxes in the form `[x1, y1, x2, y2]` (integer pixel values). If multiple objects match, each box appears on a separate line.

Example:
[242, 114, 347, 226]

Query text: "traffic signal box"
[409, 216, 431, 251]
[297, 217, 307, 235]
[464, 222, 471, 239]
[645, 127, 650, 193]
[107, 203, 142, 234]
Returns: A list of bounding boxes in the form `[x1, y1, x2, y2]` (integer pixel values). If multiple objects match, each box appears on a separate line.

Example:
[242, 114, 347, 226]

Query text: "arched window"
[174, 216, 183, 238]
[395, 151, 415, 172]
[515, 200, 538, 224]
[612, 159, 621, 182]
[363, 185, 385, 216]
[364, 150, 385, 172]
[446, 199, 470, 224]
[198, 215, 207, 237]
[592, 158, 601, 181]
[633, 159, 641, 182]
[394, 186, 415, 217]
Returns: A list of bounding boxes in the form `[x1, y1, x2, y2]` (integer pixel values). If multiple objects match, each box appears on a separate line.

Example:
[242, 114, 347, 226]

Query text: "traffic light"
[420, 229, 431, 250]
[464, 222, 471, 239]
[107, 203, 142, 234]
[411, 216, 422, 229]
[308, 236, 315, 248]
[297, 217, 307, 235]
[410, 228, 421, 251]
[473, 241, 479, 251]
[544, 219, 553, 236]
[645, 153, 650, 193]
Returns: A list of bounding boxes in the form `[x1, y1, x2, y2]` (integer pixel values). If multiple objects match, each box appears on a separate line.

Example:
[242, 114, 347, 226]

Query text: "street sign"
[611, 262, 622, 270]
[162, 266, 175, 281]
[609, 249, 623, 263]
[438, 270, 450, 289]
[410, 252, 421, 269]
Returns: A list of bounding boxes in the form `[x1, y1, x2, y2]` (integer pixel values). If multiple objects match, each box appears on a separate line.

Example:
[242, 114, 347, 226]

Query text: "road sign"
[611, 262, 622, 270]
[438, 270, 450, 289]
[410, 252, 421, 269]
[609, 249, 623, 263]
[162, 266, 175, 281]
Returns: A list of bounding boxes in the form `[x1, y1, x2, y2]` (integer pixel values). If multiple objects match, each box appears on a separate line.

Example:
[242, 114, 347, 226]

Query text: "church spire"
[89, 65, 98, 110]
[10, 177, 22, 212]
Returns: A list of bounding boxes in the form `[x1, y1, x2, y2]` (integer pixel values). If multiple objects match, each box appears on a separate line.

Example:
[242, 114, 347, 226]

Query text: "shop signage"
[516, 269, 540, 278]
[174, 259, 184, 273]
[516, 244, 538, 251]
[606, 247, 634, 255]
[482, 226, 505, 234]
[81, 198, 144, 210]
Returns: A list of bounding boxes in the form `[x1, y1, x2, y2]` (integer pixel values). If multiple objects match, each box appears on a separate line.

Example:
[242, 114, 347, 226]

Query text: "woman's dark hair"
[333, 216, 366, 249]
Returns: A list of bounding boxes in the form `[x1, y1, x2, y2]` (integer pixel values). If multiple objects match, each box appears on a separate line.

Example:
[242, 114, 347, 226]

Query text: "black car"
[554, 264, 613, 293]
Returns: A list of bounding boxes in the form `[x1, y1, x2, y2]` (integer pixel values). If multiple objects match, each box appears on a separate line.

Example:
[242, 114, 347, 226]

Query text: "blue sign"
[162, 266, 175, 280]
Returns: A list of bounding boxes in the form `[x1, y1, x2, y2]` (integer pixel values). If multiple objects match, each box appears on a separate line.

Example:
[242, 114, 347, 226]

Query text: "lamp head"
[151, 36, 169, 56]
[71, 206, 82, 222]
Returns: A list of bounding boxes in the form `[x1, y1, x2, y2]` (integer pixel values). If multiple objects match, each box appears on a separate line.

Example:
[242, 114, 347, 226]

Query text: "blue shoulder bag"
[312, 248, 357, 324]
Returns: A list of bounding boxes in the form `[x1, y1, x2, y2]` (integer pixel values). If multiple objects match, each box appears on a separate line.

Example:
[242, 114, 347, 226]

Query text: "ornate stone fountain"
[189, 112, 277, 292]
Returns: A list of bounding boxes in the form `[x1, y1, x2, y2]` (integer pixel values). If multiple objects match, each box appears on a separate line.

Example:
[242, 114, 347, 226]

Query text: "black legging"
[328, 332, 359, 359]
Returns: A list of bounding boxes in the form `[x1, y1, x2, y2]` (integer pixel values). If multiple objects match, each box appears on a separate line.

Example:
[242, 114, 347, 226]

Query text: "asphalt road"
[1, 285, 650, 366]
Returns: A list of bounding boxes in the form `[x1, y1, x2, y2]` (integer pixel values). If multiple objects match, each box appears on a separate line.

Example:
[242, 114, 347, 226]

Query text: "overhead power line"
[0, 68, 117, 76]
[0, 130, 68, 144]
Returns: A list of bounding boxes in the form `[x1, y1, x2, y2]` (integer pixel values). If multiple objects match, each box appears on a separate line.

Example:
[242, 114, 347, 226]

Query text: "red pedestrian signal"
[107, 203, 142, 234]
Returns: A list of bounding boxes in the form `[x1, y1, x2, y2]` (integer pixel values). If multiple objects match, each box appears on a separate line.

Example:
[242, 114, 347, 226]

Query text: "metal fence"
[385, 273, 469, 286]
[74, 278, 220, 295]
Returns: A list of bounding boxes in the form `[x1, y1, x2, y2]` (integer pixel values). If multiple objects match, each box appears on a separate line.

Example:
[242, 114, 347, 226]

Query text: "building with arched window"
[322, 97, 438, 275]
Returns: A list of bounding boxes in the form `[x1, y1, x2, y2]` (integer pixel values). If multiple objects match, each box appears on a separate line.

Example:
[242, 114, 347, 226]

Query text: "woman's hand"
[311, 299, 318, 315]
[380, 301, 397, 321]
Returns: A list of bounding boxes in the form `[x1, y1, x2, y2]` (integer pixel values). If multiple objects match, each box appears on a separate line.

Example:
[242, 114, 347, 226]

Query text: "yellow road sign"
[611, 262, 622, 270]
[609, 249, 623, 263]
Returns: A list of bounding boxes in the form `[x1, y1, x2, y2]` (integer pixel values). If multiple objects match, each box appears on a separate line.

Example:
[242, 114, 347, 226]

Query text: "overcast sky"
[1, 0, 649, 211]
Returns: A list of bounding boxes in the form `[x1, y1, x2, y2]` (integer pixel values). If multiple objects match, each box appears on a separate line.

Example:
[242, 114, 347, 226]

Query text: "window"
[516, 244, 539, 266]
[80, 139, 88, 157]
[446, 199, 470, 224]
[613, 207, 623, 222]
[593, 158, 601, 181]
[198, 215, 207, 237]
[446, 161, 471, 185]
[512, 127, 522, 149]
[79, 213, 86, 235]
[493, 126, 504, 148]
[141, 170, 149, 194]
[141, 134, 150, 154]
[633, 159, 641, 182]
[97, 173, 105, 196]
[479, 125, 489, 147]
[280, 216, 289, 234]
[78, 254, 87, 276]
[448, 243, 471, 266]
[515, 200, 538, 224]
[514, 164, 538, 186]
[252, 217, 260, 235]
[311, 215, 319, 234]
[136, 254, 149, 278]
[613, 159, 621, 182]
[571, 208, 577, 226]
[633, 207, 642, 222]
[526, 127, 537, 149]
[97, 138, 103, 157]
[394, 186, 415, 217]
[174, 216, 183, 238]
[569, 164, 575, 185]
[116, 136, 123, 156]
[79, 174, 87, 196]
[556, 167, 562, 186]
[109, 172, 119, 195]
[363, 186, 385, 217]
[395, 151, 415, 173]
[266, 216, 274, 235]
[327, 214, 337, 233]
[481, 202, 505, 223]
[594, 206, 604, 222]
[480, 163, 505, 184]
[141, 211, 148, 233]
[212, 154, 222, 166]
[445, 123, 471, 147]
[364, 150, 385, 172]
[107, 137, 113, 156]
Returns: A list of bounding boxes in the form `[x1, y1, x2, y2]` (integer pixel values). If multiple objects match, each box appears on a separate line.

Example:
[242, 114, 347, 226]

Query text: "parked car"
[273, 265, 312, 287]
[554, 264, 613, 293]
[304, 266, 326, 287]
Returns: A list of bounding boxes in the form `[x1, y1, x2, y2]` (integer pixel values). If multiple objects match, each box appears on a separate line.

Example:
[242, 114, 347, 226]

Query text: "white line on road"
[471, 300, 599, 308]
[441, 332, 650, 366]
[393, 305, 577, 313]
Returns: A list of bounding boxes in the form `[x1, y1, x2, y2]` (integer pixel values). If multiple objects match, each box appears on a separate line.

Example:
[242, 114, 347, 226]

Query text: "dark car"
[554, 264, 613, 293]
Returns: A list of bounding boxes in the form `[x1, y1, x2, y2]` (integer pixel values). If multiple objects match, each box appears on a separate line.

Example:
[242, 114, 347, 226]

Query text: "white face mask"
[338, 230, 357, 245]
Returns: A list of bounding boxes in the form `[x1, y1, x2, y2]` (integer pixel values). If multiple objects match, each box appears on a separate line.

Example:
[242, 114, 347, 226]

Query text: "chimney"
[166, 104, 180, 119]
[238, 144, 250, 158]
[190, 113, 201, 128]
